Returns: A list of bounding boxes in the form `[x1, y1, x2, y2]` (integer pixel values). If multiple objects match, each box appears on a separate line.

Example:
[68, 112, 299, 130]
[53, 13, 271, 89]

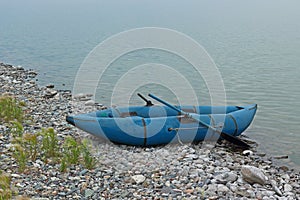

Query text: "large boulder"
[241, 165, 268, 185]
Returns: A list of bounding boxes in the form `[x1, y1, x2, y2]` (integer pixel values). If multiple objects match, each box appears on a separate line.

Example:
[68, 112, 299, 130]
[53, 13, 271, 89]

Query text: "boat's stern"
[66, 114, 107, 138]
[66, 115, 75, 126]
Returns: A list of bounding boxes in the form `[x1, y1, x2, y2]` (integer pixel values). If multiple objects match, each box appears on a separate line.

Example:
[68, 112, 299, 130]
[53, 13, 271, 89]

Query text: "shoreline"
[0, 62, 299, 199]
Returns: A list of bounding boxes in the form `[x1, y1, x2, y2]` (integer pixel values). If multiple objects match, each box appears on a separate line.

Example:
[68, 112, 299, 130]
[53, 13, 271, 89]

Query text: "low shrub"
[81, 139, 96, 170]
[10, 124, 96, 173]
[10, 121, 24, 138]
[12, 144, 27, 173]
[1, 96, 96, 175]
[0, 95, 24, 123]
[40, 128, 59, 162]
[22, 133, 38, 161]
[60, 137, 96, 172]
[0, 171, 12, 200]
[63, 136, 81, 165]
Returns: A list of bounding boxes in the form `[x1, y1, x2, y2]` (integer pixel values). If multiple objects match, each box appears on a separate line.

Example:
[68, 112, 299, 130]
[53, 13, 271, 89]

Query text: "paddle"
[137, 93, 153, 106]
[148, 93, 250, 148]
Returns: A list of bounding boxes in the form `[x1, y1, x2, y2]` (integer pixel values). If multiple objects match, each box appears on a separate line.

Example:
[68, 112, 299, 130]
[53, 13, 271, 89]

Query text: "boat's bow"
[232, 104, 257, 134]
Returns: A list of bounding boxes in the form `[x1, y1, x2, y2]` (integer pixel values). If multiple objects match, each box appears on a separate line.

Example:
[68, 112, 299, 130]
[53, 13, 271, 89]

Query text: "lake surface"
[1, 0, 299, 168]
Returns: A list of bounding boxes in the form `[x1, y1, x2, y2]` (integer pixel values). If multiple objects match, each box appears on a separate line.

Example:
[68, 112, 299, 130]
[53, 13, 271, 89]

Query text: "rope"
[175, 129, 184, 145]
[168, 127, 206, 131]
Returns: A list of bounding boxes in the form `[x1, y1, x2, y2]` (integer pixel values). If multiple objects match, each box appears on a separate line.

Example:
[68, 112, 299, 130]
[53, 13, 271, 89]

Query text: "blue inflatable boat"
[66, 94, 257, 146]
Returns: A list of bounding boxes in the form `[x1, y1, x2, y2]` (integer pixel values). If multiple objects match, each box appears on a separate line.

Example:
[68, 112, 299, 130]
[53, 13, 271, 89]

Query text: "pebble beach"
[0, 62, 299, 199]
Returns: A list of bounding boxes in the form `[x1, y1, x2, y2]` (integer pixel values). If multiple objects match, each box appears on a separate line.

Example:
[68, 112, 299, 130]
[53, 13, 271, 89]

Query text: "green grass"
[63, 136, 81, 164]
[10, 121, 24, 138]
[0, 95, 24, 123]
[1, 95, 97, 174]
[0, 171, 12, 200]
[10, 125, 97, 173]
[12, 144, 27, 173]
[60, 157, 68, 172]
[81, 139, 96, 170]
[60, 136, 96, 172]
[40, 128, 59, 162]
[1, 94, 98, 199]
[22, 133, 38, 161]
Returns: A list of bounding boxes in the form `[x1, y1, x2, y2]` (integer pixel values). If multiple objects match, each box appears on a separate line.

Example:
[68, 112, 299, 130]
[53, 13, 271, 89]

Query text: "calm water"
[1, 0, 299, 168]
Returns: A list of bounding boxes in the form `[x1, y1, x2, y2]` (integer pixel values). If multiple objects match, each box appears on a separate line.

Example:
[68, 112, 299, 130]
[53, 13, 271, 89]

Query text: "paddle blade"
[219, 131, 250, 148]
[188, 113, 250, 148]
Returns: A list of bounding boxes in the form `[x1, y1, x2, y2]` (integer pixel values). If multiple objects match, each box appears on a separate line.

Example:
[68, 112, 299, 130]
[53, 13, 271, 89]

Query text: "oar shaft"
[149, 94, 213, 130]
[148, 94, 183, 114]
[137, 93, 148, 102]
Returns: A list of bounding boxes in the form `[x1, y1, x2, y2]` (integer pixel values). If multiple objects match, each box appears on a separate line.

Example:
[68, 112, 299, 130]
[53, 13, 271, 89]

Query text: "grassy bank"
[0, 95, 96, 199]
